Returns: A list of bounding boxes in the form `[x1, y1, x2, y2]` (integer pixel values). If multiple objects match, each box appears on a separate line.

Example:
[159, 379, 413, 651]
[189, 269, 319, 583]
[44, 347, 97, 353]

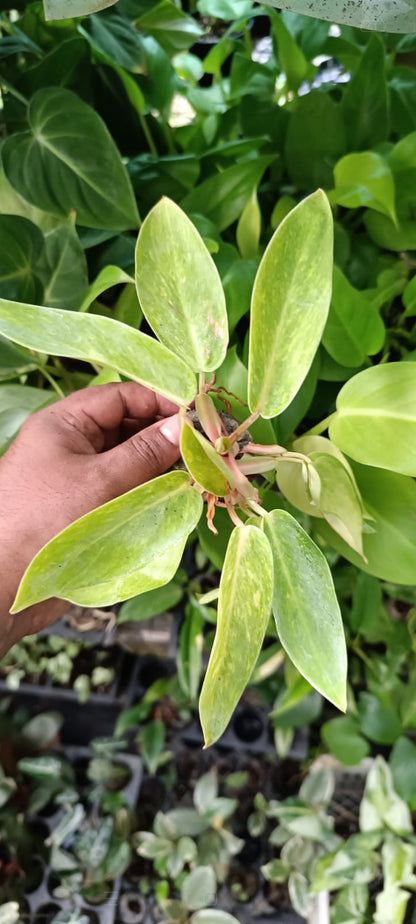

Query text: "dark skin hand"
[0, 382, 181, 658]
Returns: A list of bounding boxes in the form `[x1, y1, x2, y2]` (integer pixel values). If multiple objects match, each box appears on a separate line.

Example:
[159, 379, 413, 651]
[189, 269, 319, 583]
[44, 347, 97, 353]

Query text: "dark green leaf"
[2, 88, 139, 231]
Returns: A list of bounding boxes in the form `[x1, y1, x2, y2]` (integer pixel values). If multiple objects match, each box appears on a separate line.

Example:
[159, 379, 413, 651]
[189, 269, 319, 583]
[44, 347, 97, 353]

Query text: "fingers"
[31, 382, 180, 453]
[96, 413, 182, 496]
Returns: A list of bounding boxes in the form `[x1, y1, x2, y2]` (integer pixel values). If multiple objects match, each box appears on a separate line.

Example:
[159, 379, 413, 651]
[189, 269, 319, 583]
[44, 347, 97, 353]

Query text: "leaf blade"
[329, 362, 416, 475]
[263, 509, 347, 711]
[135, 198, 228, 373]
[248, 190, 333, 418]
[199, 525, 273, 746]
[0, 298, 196, 407]
[12, 472, 203, 610]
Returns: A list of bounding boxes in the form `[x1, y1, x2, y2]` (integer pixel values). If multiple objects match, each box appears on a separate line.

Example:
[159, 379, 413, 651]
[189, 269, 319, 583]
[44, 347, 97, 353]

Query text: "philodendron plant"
[1, 191, 416, 744]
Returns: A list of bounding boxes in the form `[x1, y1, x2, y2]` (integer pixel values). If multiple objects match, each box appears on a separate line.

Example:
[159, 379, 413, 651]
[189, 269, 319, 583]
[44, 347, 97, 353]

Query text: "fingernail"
[160, 413, 182, 445]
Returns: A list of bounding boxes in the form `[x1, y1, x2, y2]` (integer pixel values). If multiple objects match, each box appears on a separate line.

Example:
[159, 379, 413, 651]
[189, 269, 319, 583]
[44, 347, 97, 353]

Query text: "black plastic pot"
[181, 704, 309, 760]
[0, 649, 137, 744]
[17, 748, 142, 924]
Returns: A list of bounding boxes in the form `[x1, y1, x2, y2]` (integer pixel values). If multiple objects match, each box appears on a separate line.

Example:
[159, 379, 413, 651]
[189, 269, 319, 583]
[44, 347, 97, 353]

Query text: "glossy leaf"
[317, 462, 416, 584]
[12, 472, 203, 610]
[329, 362, 416, 475]
[323, 267, 385, 367]
[0, 298, 196, 407]
[332, 152, 396, 223]
[136, 198, 227, 373]
[199, 525, 273, 746]
[263, 509, 347, 711]
[0, 215, 44, 303]
[2, 88, 139, 231]
[181, 157, 274, 232]
[248, 190, 333, 418]
[37, 221, 88, 311]
[137, 1, 203, 56]
[180, 421, 229, 496]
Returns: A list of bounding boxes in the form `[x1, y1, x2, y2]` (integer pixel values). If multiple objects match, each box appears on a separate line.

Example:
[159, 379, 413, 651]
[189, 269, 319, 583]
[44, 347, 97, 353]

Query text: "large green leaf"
[329, 362, 416, 475]
[0, 298, 196, 407]
[37, 221, 88, 311]
[248, 190, 333, 418]
[2, 88, 139, 231]
[12, 472, 203, 610]
[317, 462, 416, 584]
[322, 266, 385, 368]
[0, 215, 44, 303]
[199, 525, 273, 746]
[263, 509, 347, 711]
[135, 198, 228, 373]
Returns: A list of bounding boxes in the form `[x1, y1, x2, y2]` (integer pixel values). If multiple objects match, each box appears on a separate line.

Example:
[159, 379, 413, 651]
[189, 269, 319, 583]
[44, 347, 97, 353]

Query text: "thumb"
[97, 413, 182, 497]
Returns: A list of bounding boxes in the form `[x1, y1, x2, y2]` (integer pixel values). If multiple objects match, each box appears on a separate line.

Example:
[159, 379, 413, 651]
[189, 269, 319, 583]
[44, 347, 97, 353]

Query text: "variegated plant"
[2, 190, 405, 745]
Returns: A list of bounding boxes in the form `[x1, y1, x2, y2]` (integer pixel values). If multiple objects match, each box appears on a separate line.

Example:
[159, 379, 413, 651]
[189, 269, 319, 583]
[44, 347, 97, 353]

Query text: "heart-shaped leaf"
[2, 88, 139, 231]
[12, 472, 203, 610]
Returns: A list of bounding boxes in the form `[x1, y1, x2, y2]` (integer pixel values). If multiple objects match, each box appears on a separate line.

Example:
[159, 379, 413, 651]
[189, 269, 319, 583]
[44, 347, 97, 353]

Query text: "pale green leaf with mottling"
[136, 197, 228, 373]
[199, 525, 273, 746]
[263, 509, 347, 711]
[12, 472, 203, 610]
[248, 190, 333, 418]
[0, 298, 195, 407]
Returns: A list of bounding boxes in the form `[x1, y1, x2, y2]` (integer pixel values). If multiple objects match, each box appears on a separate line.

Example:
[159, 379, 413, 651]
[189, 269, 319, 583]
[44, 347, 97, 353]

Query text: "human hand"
[0, 382, 181, 654]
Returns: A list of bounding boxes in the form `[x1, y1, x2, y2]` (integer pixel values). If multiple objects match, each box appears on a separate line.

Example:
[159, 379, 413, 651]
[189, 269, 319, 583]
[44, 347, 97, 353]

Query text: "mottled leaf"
[135, 198, 227, 372]
[263, 509, 347, 711]
[248, 190, 333, 418]
[12, 472, 203, 610]
[0, 298, 196, 407]
[199, 525, 273, 746]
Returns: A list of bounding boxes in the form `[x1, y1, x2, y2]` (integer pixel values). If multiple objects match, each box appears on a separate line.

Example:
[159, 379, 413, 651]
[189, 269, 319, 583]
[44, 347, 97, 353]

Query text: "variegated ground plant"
[2, 193, 416, 744]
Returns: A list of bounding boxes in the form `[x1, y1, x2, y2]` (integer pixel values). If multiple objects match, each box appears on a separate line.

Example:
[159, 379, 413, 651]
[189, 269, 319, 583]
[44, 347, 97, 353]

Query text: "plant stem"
[138, 112, 158, 156]
[247, 499, 266, 517]
[301, 412, 337, 437]
[198, 372, 206, 394]
[40, 366, 65, 398]
[229, 410, 260, 444]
